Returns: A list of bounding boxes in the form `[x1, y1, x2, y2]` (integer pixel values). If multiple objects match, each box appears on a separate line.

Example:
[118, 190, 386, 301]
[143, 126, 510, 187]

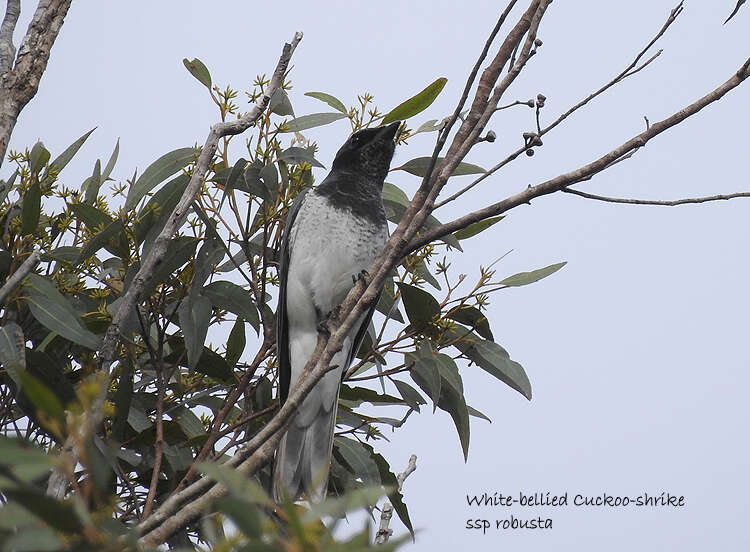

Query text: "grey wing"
[277, 187, 310, 403]
[344, 290, 382, 376]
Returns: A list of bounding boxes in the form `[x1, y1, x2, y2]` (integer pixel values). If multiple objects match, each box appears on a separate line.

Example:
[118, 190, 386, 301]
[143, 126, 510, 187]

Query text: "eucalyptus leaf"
[305, 91, 348, 114]
[201, 280, 260, 334]
[225, 317, 246, 367]
[393, 156, 486, 177]
[396, 282, 440, 330]
[49, 128, 96, 173]
[21, 180, 41, 235]
[334, 435, 381, 486]
[447, 306, 493, 340]
[0, 322, 25, 385]
[281, 112, 348, 132]
[29, 142, 50, 174]
[499, 261, 567, 287]
[269, 88, 294, 116]
[454, 216, 504, 240]
[125, 147, 197, 210]
[183, 57, 212, 89]
[278, 146, 324, 168]
[382, 77, 447, 125]
[177, 294, 212, 370]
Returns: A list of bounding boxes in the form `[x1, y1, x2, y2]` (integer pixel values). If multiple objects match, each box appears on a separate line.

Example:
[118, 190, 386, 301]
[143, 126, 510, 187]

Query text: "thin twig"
[375, 454, 417, 545]
[562, 188, 750, 206]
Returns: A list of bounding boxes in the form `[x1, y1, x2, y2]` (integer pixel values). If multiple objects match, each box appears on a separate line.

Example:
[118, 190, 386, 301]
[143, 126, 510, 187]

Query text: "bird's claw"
[352, 269, 370, 285]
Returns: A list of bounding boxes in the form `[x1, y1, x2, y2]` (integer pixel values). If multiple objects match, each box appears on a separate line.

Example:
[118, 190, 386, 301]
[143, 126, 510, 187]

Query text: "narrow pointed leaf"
[393, 156, 485, 177]
[201, 280, 260, 334]
[29, 142, 50, 174]
[225, 318, 246, 367]
[125, 147, 197, 210]
[396, 282, 440, 329]
[278, 146, 324, 168]
[76, 219, 124, 264]
[305, 91, 347, 114]
[0, 322, 25, 385]
[178, 294, 212, 370]
[50, 128, 96, 173]
[454, 216, 504, 240]
[447, 306, 493, 340]
[382, 77, 447, 125]
[102, 138, 120, 181]
[25, 275, 101, 350]
[393, 380, 426, 412]
[21, 181, 41, 235]
[499, 261, 566, 287]
[281, 112, 348, 133]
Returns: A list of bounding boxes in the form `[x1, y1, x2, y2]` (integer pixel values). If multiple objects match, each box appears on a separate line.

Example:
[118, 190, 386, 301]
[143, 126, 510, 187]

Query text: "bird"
[272, 121, 399, 503]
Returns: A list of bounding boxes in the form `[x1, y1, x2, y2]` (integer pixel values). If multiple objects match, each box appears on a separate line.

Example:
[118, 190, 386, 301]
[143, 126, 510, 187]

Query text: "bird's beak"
[377, 121, 400, 143]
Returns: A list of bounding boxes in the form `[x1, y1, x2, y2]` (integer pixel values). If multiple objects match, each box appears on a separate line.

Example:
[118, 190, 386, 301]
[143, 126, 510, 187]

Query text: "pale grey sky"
[6, 1, 750, 549]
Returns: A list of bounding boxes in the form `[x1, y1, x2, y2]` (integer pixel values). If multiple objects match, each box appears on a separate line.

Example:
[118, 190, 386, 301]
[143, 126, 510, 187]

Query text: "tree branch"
[0, 246, 39, 304]
[0, 0, 72, 166]
[0, 0, 20, 75]
[408, 56, 750, 252]
[562, 188, 750, 206]
[375, 454, 417, 545]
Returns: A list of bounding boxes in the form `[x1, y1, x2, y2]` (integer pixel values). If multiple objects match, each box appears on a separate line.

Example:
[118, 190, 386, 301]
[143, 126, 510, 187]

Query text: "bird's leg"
[317, 305, 342, 336]
[352, 269, 370, 285]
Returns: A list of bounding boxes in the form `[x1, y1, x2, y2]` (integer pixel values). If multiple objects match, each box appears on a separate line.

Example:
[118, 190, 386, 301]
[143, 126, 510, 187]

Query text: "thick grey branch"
[0, 0, 20, 75]
[0, 0, 72, 167]
[562, 188, 750, 206]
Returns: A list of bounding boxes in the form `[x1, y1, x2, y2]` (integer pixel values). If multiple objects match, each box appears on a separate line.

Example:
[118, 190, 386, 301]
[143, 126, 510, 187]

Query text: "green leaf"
[82, 158, 102, 204]
[201, 280, 260, 334]
[454, 216, 504, 240]
[183, 57, 212, 89]
[49, 128, 96, 173]
[334, 436, 381, 486]
[102, 138, 120, 181]
[178, 294, 212, 371]
[393, 156, 486, 177]
[375, 276, 404, 323]
[25, 275, 101, 350]
[0, 436, 52, 481]
[19, 372, 65, 426]
[435, 354, 470, 460]
[21, 180, 41, 235]
[338, 385, 404, 407]
[216, 496, 262, 539]
[225, 317, 246, 367]
[452, 332, 531, 400]
[76, 219, 124, 264]
[468, 404, 492, 423]
[406, 342, 441, 410]
[305, 91, 348, 114]
[269, 88, 294, 116]
[146, 236, 199, 293]
[259, 162, 278, 201]
[281, 112, 348, 132]
[393, 380, 426, 412]
[0, 322, 26, 385]
[303, 485, 387, 521]
[499, 261, 567, 287]
[135, 173, 189, 246]
[125, 147, 197, 210]
[382, 77, 447, 125]
[2, 526, 64, 551]
[29, 142, 50, 174]
[372, 451, 414, 538]
[2, 488, 82, 533]
[198, 462, 274, 507]
[169, 405, 206, 439]
[69, 203, 112, 229]
[396, 282, 440, 330]
[278, 146, 324, 168]
[447, 306, 493, 340]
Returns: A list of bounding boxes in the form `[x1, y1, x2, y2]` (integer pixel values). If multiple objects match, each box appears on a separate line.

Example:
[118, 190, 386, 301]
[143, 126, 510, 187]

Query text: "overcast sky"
[6, 1, 750, 549]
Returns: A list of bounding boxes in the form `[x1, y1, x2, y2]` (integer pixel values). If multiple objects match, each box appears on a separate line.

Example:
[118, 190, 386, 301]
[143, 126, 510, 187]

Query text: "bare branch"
[0, 0, 20, 75]
[562, 188, 750, 206]
[0, 0, 72, 166]
[0, 246, 39, 304]
[409, 56, 750, 253]
[375, 454, 417, 545]
[435, 2, 683, 211]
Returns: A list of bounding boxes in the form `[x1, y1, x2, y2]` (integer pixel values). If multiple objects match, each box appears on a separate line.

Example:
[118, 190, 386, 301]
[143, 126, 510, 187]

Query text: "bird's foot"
[316, 318, 331, 336]
[352, 269, 370, 285]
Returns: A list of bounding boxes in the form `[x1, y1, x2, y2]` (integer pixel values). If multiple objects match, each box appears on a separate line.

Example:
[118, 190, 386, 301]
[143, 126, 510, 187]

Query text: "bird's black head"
[331, 122, 399, 181]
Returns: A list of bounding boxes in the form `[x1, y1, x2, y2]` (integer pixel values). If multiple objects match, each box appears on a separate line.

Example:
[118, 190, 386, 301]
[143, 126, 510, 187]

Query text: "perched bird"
[272, 121, 399, 503]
